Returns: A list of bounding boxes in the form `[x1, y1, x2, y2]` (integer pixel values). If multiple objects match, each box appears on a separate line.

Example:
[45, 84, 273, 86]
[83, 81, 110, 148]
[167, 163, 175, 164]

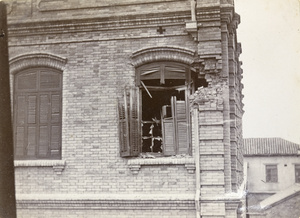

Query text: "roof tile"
[243, 138, 300, 156]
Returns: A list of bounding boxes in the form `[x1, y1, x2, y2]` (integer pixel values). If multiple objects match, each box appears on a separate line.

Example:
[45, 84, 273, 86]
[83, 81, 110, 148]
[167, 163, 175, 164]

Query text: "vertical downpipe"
[0, 2, 17, 217]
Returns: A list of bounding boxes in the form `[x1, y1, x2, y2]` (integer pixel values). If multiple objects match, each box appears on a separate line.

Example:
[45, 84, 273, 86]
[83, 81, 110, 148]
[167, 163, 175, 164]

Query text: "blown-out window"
[14, 68, 62, 160]
[118, 62, 207, 157]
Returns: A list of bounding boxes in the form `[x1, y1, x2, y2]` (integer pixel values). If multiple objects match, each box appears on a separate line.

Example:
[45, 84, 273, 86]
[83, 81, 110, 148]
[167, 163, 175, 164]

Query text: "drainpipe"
[193, 108, 201, 218]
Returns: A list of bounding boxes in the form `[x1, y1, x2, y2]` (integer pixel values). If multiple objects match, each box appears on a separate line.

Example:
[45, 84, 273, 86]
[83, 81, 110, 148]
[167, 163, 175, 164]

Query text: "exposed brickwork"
[5, 0, 244, 217]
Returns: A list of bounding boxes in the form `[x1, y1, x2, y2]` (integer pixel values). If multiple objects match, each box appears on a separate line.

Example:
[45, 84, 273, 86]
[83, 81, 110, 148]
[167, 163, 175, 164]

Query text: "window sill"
[14, 160, 66, 175]
[127, 155, 195, 175]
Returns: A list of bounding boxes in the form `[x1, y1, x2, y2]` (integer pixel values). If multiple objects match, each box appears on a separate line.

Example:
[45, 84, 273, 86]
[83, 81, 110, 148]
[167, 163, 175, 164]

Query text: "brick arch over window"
[131, 47, 196, 67]
[9, 53, 67, 75]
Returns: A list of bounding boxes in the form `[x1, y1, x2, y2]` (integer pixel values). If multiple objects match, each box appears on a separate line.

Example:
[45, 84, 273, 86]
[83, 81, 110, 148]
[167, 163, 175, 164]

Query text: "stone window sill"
[14, 160, 66, 174]
[127, 156, 195, 175]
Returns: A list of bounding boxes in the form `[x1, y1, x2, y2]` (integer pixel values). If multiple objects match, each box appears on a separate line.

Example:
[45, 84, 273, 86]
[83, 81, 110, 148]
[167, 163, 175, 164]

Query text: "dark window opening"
[195, 77, 209, 90]
[141, 82, 185, 153]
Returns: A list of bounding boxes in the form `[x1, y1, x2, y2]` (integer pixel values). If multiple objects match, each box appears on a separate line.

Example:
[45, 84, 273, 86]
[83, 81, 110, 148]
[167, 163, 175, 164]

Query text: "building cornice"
[8, 11, 191, 37]
[16, 193, 195, 210]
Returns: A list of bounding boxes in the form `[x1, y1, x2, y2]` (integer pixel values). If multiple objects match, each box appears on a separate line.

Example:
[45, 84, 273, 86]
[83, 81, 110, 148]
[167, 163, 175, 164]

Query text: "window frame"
[265, 164, 278, 183]
[13, 67, 63, 160]
[118, 61, 203, 157]
[138, 62, 193, 156]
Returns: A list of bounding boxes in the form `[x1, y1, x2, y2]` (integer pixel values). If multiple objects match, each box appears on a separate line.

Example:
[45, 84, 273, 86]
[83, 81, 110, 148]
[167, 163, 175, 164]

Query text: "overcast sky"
[235, 0, 300, 144]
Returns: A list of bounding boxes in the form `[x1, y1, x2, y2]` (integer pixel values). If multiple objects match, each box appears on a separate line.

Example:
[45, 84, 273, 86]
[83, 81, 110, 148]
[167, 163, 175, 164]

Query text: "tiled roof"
[243, 138, 300, 156]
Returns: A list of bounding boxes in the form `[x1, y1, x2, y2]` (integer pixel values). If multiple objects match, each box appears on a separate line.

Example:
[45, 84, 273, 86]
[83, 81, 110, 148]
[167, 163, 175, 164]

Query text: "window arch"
[14, 68, 62, 159]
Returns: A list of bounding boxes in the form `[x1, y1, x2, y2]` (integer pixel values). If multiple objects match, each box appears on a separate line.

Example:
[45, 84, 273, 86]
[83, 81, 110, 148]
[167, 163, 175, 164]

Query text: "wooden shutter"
[39, 94, 50, 157]
[17, 72, 37, 90]
[175, 100, 189, 154]
[129, 87, 141, 156]
[14, 69, 62, 159]
[27, 94, 37, 157]
[162, 118, 176, 156]
[118, 87, 140, 157]
[118, 91, 130, 157]
[50, 94, 61, 158]
[15, 96, 26, 157]
[162, 96, 189, 156]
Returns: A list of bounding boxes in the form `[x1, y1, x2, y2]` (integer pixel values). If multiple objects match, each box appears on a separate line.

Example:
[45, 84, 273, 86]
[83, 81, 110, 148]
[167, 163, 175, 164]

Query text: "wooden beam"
[0, 2, 17, 217]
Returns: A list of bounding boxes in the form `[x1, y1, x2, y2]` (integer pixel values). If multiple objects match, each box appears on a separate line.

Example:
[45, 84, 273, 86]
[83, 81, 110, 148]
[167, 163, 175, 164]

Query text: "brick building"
[5, 0, 245, 217]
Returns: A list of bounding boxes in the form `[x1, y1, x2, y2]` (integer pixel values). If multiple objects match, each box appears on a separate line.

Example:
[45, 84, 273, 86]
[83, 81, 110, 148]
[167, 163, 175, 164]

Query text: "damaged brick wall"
[6, 0, 244, 217]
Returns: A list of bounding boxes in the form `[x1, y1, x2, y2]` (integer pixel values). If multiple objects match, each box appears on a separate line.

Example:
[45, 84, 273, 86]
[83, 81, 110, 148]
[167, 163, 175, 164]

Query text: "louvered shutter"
[162, 118, 176, 156]
[14, 69, 62, 159]
[118, 91, 130, 157]
[27, 95, 37, 157]
[39, 94, 50, 157]
[162, 96, 189, 155]
[129, 87, 141, 156]
[15, 96, 26, 157]
[162, 97, 177, 156]
[15, 71, 37, 158]
[118, 87, 140, 157]
[50, 94, 61, 158]
[175, 100, 189, 154]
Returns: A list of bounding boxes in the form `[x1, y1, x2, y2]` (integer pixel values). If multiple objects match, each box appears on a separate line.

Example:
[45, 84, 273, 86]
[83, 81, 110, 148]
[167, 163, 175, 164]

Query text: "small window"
[266, 165, 278, 183]
[295, 165, 300, 183]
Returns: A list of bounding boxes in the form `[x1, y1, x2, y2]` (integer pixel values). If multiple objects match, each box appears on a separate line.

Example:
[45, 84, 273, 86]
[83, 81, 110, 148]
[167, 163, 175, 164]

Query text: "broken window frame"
[118, 61, 206, 157]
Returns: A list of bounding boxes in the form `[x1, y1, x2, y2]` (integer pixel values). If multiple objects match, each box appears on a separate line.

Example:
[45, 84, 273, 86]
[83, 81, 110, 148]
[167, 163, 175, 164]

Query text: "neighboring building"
[5, 0, 244, 217]
[243, 138, 300, 218]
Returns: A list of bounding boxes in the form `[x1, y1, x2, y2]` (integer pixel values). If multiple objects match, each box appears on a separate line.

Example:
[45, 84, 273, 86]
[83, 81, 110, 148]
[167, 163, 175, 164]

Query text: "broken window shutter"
[162, 120, 176, 156]
[164, 96, 189, 155]
[176, 100, 189, 154]
[129, 87, 141, 156]
[162, 96, 176, 156]
[118, 89, 130, 157]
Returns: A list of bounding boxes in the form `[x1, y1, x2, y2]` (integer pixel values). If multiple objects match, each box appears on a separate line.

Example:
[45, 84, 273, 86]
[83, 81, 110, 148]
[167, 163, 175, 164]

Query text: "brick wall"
[5, 0, 244, 217]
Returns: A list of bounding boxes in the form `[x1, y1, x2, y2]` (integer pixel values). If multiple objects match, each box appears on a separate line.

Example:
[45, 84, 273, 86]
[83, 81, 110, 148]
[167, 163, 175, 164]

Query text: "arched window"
[14, 68, 62, 159]
[118, 61, 207, 157]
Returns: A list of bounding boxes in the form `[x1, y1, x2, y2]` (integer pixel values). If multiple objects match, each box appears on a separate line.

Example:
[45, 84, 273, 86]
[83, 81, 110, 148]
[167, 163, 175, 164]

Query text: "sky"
[235, 0, 300, 144]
